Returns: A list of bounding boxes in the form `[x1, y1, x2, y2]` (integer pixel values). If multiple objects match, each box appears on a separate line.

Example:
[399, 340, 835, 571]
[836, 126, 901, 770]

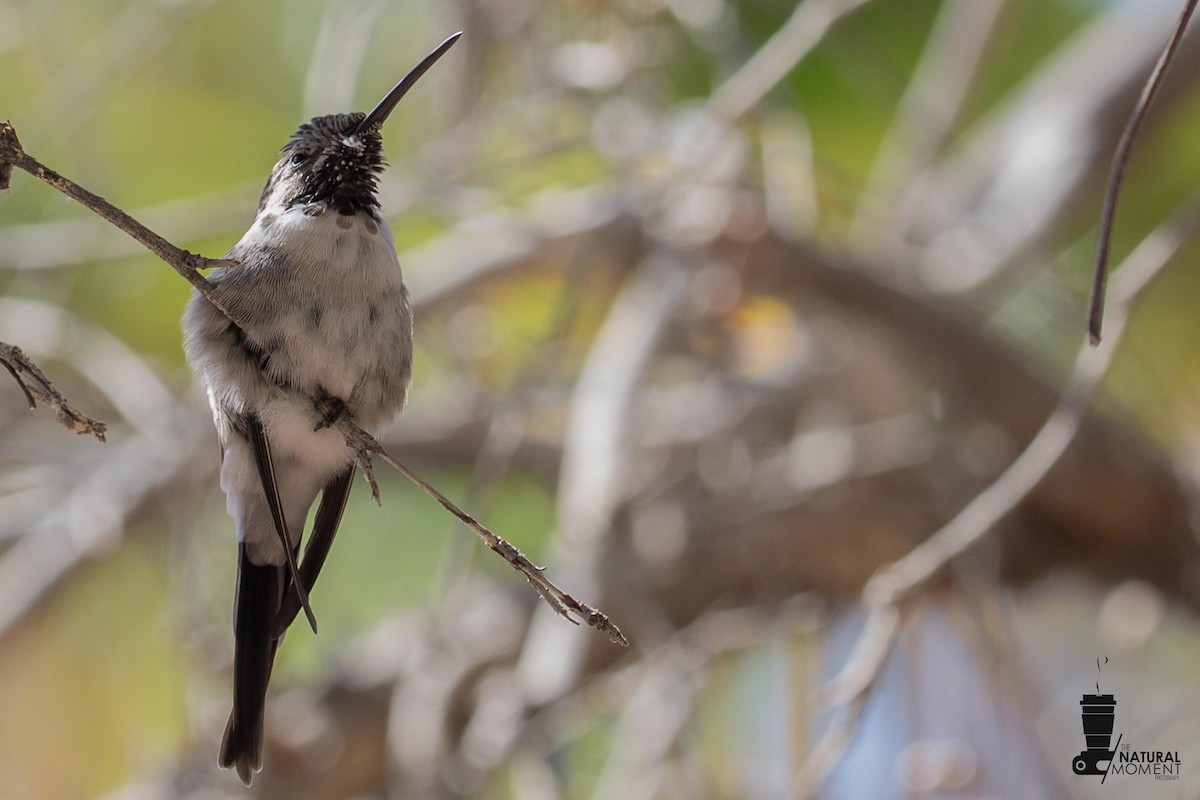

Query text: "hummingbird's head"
[258, 32, 462, 217]
[264, 114, 383, 216]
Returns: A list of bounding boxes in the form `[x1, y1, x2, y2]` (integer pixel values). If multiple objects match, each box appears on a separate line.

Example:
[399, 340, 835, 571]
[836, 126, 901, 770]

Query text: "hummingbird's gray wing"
[219, 542, 281, 787]
[274, 465, 354, 637]
[244, 415, 318, 633]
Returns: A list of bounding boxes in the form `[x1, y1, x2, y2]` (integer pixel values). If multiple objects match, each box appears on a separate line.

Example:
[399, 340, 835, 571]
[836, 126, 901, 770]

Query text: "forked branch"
[0, 341, 107, 440]
[0, 123, 108, 439]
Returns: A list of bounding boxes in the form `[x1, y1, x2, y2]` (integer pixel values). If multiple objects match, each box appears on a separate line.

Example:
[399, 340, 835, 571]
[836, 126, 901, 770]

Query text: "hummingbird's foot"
[314, 395, 348, 431]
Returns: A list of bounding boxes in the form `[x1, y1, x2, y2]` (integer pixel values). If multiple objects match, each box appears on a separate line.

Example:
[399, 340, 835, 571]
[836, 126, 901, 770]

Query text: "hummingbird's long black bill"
[353, 31, 463, 134]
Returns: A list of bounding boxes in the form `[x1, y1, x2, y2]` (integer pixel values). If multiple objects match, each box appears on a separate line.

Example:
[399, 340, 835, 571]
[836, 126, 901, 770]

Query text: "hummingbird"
[182, 32, 461, 785]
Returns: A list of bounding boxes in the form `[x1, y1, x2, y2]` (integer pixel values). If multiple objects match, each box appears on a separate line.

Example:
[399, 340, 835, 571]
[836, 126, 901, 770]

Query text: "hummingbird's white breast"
[184, 201, 413, 470]
[226, 202, 412, 424]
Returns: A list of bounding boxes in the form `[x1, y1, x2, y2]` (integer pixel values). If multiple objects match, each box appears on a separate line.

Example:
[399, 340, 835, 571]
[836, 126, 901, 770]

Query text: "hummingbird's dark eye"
[290, 152, 311, 165]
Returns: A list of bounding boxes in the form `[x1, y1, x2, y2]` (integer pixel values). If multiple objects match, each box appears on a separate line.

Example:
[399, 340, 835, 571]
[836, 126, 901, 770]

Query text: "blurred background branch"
[3, 1, 1200, 798]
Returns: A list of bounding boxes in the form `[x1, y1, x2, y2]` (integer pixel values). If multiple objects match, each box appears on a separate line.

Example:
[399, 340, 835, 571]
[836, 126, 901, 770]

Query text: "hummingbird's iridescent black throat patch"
[261, 112, 386, 216]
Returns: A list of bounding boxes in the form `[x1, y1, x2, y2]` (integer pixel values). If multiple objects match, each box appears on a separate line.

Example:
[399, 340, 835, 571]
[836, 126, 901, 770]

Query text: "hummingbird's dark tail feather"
[274, 466, 354, 637]
[220, 546, 282, 787]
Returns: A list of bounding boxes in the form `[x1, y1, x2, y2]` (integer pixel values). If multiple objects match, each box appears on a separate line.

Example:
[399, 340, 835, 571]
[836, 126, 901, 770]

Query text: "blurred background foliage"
[3, 0, 1200, 798]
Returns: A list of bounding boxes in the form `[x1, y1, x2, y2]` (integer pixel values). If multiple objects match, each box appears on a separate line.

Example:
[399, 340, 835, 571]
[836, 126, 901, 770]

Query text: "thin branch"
[0, 119, 626, 646]
[0, 124, 110, 439]
[1, 356, 35, 408]
[794, 606, 898, 796]
[850, 0, 1004, 248]
[709, 0, 874, 121]
[0, 305, 200, 641]
[0, 121, 237, 318]
[335, 417, 628, 646]
[1086, 0, 1197, 344]
[0, 341, 107, 440]
[0, 183, 258, 271]
[795, 202, 1200, 796]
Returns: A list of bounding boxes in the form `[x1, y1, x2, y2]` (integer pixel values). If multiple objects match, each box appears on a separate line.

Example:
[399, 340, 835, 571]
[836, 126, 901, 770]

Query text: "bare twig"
[335, 417, 628, 646]
[0, 341, 107, 440]
[796, 201, 1200, 796]
[558, 255, 690, 550]
[0, 119, 626, 645]
[850, 0, 1004, 248]
[1086, 0, 1198, 344]
[0, 124, 109, 438]
[0, 121, 237, 318]
[709, 0, 874, 120]
[794, 605, 898, 796]
[0, 183, 259, 271]
[513, 253, 691, 692]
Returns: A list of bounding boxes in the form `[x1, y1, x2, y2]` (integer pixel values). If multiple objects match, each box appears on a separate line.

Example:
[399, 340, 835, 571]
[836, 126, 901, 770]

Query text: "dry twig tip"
[0, 342, 107, 441]
[1086, 0, 1198, 344]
